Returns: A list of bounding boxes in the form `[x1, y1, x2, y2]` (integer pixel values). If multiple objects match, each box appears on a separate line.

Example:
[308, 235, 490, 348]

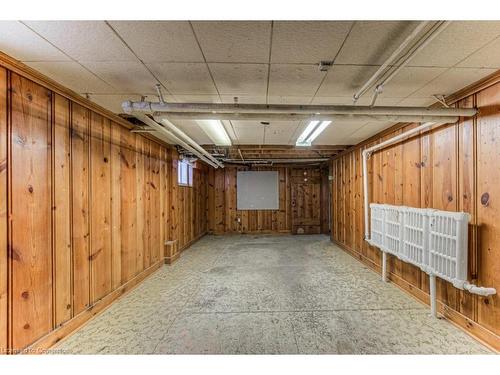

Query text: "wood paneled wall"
[331, 79, 500, 350]
[207, 166, 330, 234]
[0, 68, 208, 352]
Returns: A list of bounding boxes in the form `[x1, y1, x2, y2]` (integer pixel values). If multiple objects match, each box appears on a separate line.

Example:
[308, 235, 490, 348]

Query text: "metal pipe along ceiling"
[122, 101, 476, 118]
[131, 113, 221, 169]
[155, 112, 459, 123]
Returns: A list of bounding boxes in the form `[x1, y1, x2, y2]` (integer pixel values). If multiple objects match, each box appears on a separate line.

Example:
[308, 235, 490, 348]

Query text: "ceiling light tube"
[306, 120, 331, 143]
[197, 120, 232, 146]
[296, 120, 320, 146]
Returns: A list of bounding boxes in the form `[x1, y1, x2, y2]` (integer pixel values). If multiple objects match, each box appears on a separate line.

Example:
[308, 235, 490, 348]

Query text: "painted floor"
[53, 235, 491, 354]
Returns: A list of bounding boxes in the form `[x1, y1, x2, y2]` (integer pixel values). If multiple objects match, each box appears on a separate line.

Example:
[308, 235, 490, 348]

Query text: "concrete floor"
[54, 235, 491, 354]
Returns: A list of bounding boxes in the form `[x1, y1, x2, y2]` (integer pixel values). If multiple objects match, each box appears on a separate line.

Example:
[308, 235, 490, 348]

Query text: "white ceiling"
[0, 20, 499, 146]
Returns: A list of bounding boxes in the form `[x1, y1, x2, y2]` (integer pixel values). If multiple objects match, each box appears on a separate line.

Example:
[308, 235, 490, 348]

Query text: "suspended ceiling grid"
[0, 20, 499, 145]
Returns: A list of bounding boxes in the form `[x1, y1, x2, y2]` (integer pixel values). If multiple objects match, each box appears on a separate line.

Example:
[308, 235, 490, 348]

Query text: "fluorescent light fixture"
[197, 120, 232, 146]
[296, 120, 331, 146]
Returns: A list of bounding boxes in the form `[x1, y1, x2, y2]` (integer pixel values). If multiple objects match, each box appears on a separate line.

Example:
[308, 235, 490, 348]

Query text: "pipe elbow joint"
[463, 282, 496, 297]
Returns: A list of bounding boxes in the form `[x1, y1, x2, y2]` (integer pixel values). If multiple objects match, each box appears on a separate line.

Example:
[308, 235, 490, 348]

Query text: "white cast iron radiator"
[369, 203, 496, 317]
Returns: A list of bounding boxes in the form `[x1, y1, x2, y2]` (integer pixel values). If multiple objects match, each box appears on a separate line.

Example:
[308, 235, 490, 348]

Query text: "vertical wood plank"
[53, 94, 72, 326]
[457, 97, 477, 320]
[110, 122, 122, 290]
[119, 128, 137, 283]
[476, 84, 500, 336]
[10, 74, 53, 349]
[135, 137, 145, 273]
[0, 68, 8, 350]
[71, 103, 90, 315]
[89, 112, 112, 303]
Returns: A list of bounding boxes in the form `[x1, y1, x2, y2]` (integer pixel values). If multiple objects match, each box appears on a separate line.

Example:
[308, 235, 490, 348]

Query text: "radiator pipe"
[382, 252, 387, 282]
[363, 121, 441, 240]
[462, 282, 496, 297]
[430, 274, 437, 317]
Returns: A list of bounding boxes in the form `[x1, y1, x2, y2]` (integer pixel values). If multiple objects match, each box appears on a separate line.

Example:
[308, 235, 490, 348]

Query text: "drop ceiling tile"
[220, 95, 267, 104]
[191, 21, 272, 63]
[313, 120, 366, 145]
[311, 96, 401, 106]
[379, 66, 447, 98]
[267, 96, 313, 104]
[335, 21, 421, 65]
[316, 64, 380, 97]
[396, 97, 436, 107]
[411, 67, 497, 98]
[24, 21, 137, 62]
[233, 123, 265, 144]
[457, 35, 500, 68]
[108, 21, 204, 63]
[263, 122, 300, 144]
[347, 121, 396, 144]
[271, 21, 353, 64]
[209, 63, 268, 96]
[268, 64, 326, 97]
[148, 62, 217, 95]
[409, 21, 500, 68]
[82, 61, 157, 94]
[168, 120, 213, 145]
[171, 95, 221, 103]
[25, 61, 115, 94]
[89, 94, 142, 114]
[0, 21, 70, 62]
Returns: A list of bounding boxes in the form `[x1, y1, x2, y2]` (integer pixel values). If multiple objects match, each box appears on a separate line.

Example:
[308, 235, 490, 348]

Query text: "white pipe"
[362, 149, 370, 240]
[155, 116, 224, 168]
[430, 274, 437, 317]
[363, 121, 443, 240]
[158, 112, 459, 123]
[132, 114, 220, 169]
[122, 101, 476, 118]
[369, 21, 451, 106]
[381, 252, 387, 282]
[353, 21, 431, 102]
[463, 282, 497, 297]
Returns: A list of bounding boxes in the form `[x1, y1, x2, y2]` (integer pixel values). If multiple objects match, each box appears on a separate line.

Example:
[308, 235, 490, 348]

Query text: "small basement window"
[178, 160, 193, 187]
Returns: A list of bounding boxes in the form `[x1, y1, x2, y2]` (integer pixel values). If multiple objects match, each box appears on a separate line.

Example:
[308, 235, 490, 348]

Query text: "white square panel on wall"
[237, 171, 279, 210]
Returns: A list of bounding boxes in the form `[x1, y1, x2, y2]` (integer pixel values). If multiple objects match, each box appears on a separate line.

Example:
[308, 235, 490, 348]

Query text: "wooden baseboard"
[18, 259, 165, 354]
[164, 252, 180, 265]
[179, 232, 207, 252]
[330, 238, 500, 353]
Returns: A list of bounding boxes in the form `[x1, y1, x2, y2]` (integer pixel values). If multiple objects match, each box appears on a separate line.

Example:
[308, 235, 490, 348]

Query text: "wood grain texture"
[207, 166, 329, 235]
[71, 103, 90, 316]
[331, 79, 500, 348]
[10, 74, 53, 349]
[476, 83, 500, 336]
[90, 112, 112, 303]
[53, 94, 72, 327]
[0, 69, 209, 351]
[0, 68, 7, 351]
